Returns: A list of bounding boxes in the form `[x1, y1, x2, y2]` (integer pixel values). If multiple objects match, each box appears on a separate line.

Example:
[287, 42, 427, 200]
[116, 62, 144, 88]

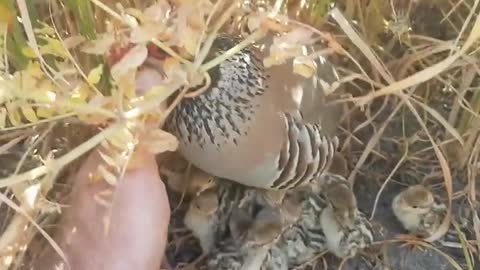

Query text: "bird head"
[190, 188, 218, 215]
[280, 188, 308, 224]
[393, 185, 434, 216]
[325, 183, 358, 228]
[249, 206, 283, 246]
[190, 166, 216, 195]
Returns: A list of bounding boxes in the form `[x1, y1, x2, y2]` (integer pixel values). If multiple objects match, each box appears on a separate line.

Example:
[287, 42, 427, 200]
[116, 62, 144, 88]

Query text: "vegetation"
[0, 0, 479, 269]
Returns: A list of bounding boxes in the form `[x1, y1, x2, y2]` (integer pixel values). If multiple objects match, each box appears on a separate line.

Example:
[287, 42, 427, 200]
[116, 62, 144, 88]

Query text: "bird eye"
[412, 205, 418, 209]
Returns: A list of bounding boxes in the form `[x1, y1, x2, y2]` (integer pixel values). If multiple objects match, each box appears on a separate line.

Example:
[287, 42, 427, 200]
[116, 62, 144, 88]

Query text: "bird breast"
[165, 35, 338, 190]
[320, 206, 344, 257]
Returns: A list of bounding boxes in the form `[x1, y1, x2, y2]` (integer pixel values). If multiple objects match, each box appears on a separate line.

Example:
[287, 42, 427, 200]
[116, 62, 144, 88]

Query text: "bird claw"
[396, 234, 426, 251]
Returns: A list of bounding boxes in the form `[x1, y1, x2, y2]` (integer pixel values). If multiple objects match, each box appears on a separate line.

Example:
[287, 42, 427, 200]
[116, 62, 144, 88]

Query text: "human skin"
[35, 148, 170, 270]
[35, 67, 171, 270]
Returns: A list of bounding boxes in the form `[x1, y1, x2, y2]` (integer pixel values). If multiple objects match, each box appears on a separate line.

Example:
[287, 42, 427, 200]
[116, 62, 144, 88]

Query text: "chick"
[327, 152, 349, 177]
[320, 174, 357, 229]
[392, 185, 446, 237]
[273, 188, 328, 267]
[274, 222, 327, 267]
[162, 164, 216, 196]
[261, 246, 288, 270]
[183, 188, 219, 252]
[208, 205, 283, 270]
[320, 181, 373, 258]
[279, 188, 309, 225]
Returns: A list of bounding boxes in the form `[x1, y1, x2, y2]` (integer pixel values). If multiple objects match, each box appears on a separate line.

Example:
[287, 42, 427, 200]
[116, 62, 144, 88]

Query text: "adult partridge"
[165, 34, 341, 190]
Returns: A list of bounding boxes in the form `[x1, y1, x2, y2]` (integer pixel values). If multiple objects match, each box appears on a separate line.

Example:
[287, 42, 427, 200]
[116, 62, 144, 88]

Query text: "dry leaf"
[144, 1, 171, 22]
[108, 126, 136, 151]
[20, 103, 38, 123]
[70, 83, 92, 103]
[81, 33, 115, 55]
[39, 36, 70, 58]
[63, 35, 86, 49]
[5, 103, 21, 126]
[162, 57, 188, 86]
[264, 27, 315, 67]
[98, 150, 120, 170]
[135, 67, 165, 96]
[87, 64, 104, 85]
[0, 107, 7, 128]
[36, 106, 55, 119]
[110, 44, 148, 80]
[130, 23, 165, 43]
[142, 128, 178, 154]
[22, 46, 37, 58]
[247, 12, 267, 32]
[98, 164, 117, 186]
[293, 56, 316, 78]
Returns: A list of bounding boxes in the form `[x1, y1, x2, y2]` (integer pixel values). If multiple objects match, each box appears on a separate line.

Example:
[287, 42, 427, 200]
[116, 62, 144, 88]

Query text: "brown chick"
[208, 205, 283, 270]
[162, 163, 216, 196]
[392, 185, 446, 237]
[183, 188, 219, 252]
[279, 188, 309, 225]
[319, 174, 357, 228]
[317, 174, 374, 258]
[327, 152, 348, 177]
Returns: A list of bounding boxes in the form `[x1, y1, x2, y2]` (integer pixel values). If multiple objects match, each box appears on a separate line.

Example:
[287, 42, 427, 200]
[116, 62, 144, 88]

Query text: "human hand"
[35, 148, 170, 270]
[35, 66, 171, 270]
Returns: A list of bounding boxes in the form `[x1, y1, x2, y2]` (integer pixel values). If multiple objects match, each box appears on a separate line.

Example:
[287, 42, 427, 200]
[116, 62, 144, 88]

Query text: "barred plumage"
[165, 34, 340, 190]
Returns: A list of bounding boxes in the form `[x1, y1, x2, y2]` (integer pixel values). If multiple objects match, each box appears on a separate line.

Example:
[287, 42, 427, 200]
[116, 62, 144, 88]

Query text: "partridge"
[392, 185, 446, 237]
[273, 183, 328, 267]
[317, 174, 357, 228]
[183, 188, 219, 252]
[260, 245, 288, 270]
[208, 179, 285, 247]
[165, 34, 341, 190]
[207, 205, 283, 270]
[319, 178, 374, 258]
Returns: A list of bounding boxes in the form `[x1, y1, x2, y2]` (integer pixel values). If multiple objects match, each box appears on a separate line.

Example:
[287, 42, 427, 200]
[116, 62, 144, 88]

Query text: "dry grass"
[0, 0, 479, 269]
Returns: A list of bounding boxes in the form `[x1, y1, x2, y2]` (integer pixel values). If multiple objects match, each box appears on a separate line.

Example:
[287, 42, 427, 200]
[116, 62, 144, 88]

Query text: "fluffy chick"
[320, 181, 373, 258]
[320, 174, 358, 229]
[208, 206, 283, 270]
[392, 185, 446, 237]
[273, 187, 328, 267]
[184, 188, 219, 252]
[279, 188, 309, 225]
[327, 152, 349, 177]
[261, 245, 288, 270]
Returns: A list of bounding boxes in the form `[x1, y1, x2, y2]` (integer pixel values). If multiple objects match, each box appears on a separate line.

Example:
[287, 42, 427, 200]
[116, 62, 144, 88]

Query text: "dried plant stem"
[347, 95, 405, 185]
[123, 85, 179, 120]
[194, 0, 239, 69]
[352, 0, 480, 105]
[0, 123, 122, 188]
[184, 72, 211, 98]
[16, 0, 66, 86]
[370, 143, 408, 220]
[194, 0, 225, 59]
[199, 29, 266, 73]
[0, 188, 66, 268]
[400, 93, 453, 242]
[330, 8, 393, 84]
[0, 113, 76, 132]
[89, 0, 191, 66]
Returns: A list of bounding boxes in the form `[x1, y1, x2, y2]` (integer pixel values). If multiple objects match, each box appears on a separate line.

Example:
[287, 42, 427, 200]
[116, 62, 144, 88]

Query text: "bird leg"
[395, 234, 427, 252]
